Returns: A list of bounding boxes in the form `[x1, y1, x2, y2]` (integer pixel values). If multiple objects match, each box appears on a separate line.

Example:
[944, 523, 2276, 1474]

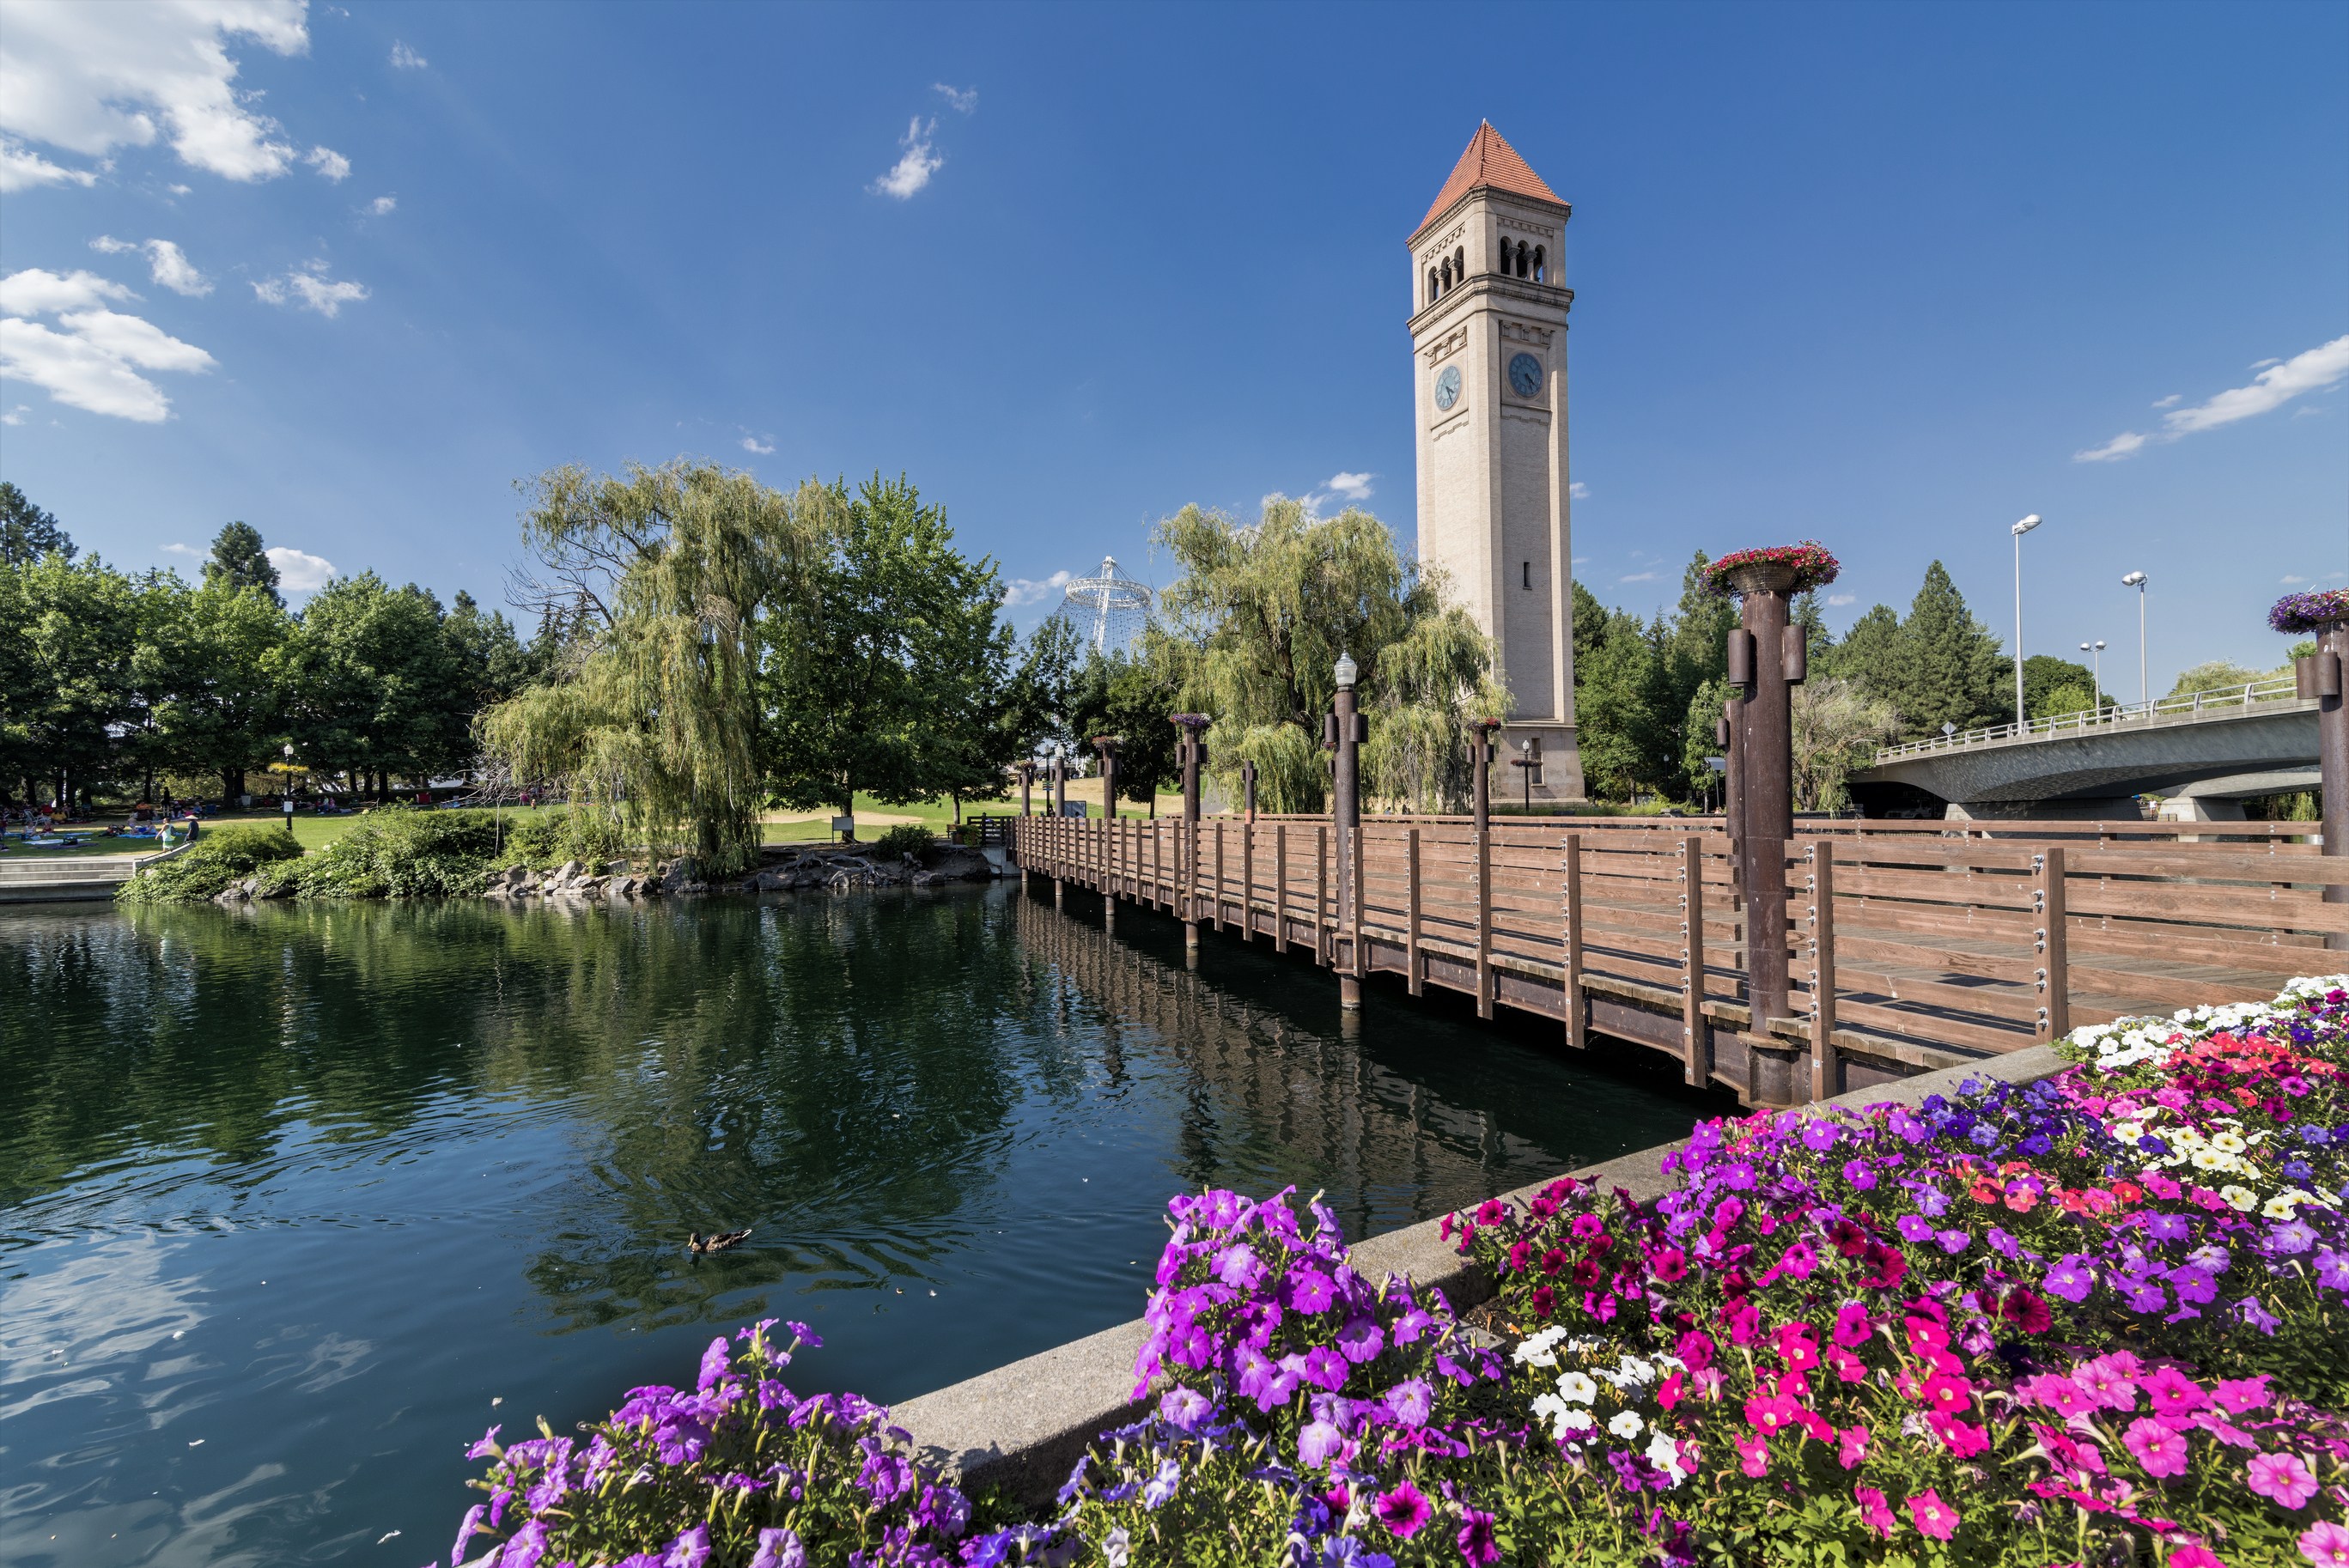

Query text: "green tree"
[1790, 675, 1901, 811]
[1148, 498, 1503, 812]
[1881, 562, 2007, 739]
[483, 460, 818, 873]
[1660, 551, 1737, 741]
[1823, 604, 1902, 702]
[1066, 648, 1181, 815]
[149, 579, 290, 800]
[2023, 654, 2108, 719]
[1573, 603, 1667, 801]
[762, 474, 1015, 830]
[8, 554, 142, 805]
[2167, 660, 2266, 699]
[0, 481, 73, 565]
[279, 573, 469, 796]
[204, 521, 282, 606]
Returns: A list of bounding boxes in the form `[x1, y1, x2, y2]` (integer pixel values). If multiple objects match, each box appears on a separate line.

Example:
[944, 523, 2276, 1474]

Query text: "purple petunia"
[2043, 1254, 2095, 1304]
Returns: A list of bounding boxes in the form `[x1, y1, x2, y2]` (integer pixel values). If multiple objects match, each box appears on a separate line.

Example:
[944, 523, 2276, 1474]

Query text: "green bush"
[116, 825, 304, 904]
[283, 806, 502, 899]
[871, 823, 935, 862]
[500, 806, 625, 871]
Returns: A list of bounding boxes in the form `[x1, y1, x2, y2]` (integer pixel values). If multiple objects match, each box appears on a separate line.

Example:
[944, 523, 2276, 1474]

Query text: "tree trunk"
[224, 768, 245, 804]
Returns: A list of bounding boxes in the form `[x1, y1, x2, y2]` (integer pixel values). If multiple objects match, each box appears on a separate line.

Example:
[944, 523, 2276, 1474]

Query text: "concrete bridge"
[1851, 675, 2319, 819]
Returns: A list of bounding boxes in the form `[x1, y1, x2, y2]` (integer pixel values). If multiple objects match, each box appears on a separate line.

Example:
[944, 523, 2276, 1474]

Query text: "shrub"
[872, 823, 936, 862]
[282, 806, 502, 899]
[116, 825, 305, 903]
[502, 805, 626, 871]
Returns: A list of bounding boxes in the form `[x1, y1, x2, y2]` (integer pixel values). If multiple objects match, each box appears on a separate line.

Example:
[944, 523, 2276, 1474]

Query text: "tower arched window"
[1428, 267, 1439, 304]
[1441, 259, 1453, 292]
[1516, 240, 1530, 279]
[1453, 246, 1464, 285]
[1532, 245, 1546, 283]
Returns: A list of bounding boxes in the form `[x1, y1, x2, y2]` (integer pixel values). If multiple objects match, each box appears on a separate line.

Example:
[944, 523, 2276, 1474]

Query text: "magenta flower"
[1774, 1324, 1821, 1372]
[1907, 1490, 1959, 1541]
[2303, 1520, 2349, 1568]
[2123, 1416, 2189, 1479]
[2074, 1354, 2139, 1410]
[1374, 1480, 1433, 1539]
[1734, 1431, 1769, 1477]
[2141, 1366, 2209, 1418]
[1284, 1267, 1336, 1314]
[1457, 1507, 1500, 1566]
[2212, 1375, 2273, 1414]
[1300, 1345, 1348, 1391]
[1831, 1302, 1873, 1347]
[2249, 1450, 2319, 1510]
[1836, 1425, 1869, 1470]
[1853, 1485, 1895, 1539]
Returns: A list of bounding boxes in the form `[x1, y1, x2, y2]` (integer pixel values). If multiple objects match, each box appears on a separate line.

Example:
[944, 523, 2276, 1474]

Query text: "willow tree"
[1148, 498, 1504, 812]
[481, 461, 825, 875]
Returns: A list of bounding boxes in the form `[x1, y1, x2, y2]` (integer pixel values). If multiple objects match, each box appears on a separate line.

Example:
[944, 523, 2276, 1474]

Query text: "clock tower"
[1410, 122, 1584, 801]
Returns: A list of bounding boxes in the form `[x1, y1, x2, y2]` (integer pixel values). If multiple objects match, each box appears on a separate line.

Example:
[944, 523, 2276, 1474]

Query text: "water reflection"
[0, 886, 1719, 1566]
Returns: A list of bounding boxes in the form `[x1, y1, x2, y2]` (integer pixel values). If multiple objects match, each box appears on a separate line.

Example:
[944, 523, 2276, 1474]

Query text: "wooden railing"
[1013, 813, 2341, 1100]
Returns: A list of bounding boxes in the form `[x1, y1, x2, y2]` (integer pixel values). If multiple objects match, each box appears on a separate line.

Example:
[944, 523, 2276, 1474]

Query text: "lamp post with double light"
[2011, 514, 2042, 729]
[2080, 640, 2107, 715]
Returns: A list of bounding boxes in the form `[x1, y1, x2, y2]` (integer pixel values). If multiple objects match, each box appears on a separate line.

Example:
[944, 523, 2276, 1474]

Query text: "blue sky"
[1, 0, 2342, 695]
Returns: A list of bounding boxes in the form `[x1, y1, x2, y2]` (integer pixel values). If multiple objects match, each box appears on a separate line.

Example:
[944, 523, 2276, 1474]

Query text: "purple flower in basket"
[2270, 587, 2349, 634]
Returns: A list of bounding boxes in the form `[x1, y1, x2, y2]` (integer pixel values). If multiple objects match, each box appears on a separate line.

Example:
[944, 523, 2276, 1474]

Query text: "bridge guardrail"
[1871, 674, 2303, 763]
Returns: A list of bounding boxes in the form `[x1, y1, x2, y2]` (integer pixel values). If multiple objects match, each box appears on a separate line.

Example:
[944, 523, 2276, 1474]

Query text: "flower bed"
[2270, 590, 2349, 636]
[442, 979, 2349, 1566]
[1701, 542, 1841, 599]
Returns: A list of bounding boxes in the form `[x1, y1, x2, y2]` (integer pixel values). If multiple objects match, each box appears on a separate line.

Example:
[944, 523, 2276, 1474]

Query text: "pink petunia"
[2123, 1416, 2189, 1479]
[2073, 1354, 2139, 1410]
[2303, 1520, 2349, 1568]
[2169, 1547, 2222, 1568]
[1827, 1346, 1868, 1384]
[1775, 1324, 1821, 1373]
[1735, 1431, 1770, 1478]
[1832, 1301, 1873, 1347]
[1920, 1374, 1973, 1416]
[2212, 1376, 2273, 1415]
[1853, 1485, 1895, 1539]
[2141, 1366, 2209, 1419]
[1908, 1489, 1960, 1541]
[1836, 1425, 1869, 1470]
[2249, 1451, 2319, 1510]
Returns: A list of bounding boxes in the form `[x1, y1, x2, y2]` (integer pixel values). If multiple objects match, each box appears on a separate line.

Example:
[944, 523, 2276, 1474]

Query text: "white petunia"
[1608, 1410, 1645, 1439]
[1513, 1326, 1569, 1369]
[2218, 1186, 2257, 1212]
[1556, 1371, 1598, 1404]
[1646, 1430, 1689, 1485]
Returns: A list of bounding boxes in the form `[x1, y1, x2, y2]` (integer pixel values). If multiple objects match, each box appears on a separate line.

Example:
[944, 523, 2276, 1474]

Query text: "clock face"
[1508, 353, 1544, 398]
[1433, 364, 1462, 411]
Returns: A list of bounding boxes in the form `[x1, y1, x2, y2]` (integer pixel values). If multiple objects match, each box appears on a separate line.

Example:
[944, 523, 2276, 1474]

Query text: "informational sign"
[1060, 802, 1090, 818]
[1704, 757, 1727, 774]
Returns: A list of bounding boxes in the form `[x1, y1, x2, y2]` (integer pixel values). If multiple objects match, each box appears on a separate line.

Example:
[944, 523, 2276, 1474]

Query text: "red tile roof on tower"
[1414, 122, 1565, 238]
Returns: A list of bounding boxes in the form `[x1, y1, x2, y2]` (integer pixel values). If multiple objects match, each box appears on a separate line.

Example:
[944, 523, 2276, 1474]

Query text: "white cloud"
[873, 116, 940, 199]
[90, 235, 211, 295]
[2162, 336, 2349, 436]
[1825, 593, 1857, 606]
[1324, 471, 1373, 501]
[739, 435, 774, 455]
[265, 546, 336, 590]
[2249, 357, 2282, 370]
[162, 540, 202, 555]
[1619, 571, 1658, 583]
[2072, 429, 2147, 464]
[365, 194, 395, 216]
[0, 0, 315, 184]
[1002, 569, 1074, 608]
[0, 310, 215, 422]
[0, 266, 134, 314]
[167, 181, 190, 195]
[934, 83, 978, 114]
[0, 404, 27, 424]
[253, 261, 368, 317]
[0, 134, 98, 191]
[2151, 393, 2181, 409]
[1568, 481, 1589, 500]
[304, 144, 350, 181]
[2282, 574, 2309, 585]
[388, 40, 426, 70]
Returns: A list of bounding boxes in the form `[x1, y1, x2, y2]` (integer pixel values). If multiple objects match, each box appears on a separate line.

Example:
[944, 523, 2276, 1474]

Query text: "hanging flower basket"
[2269, 588, 2349, 635]
[1702, 541, 1841, 599]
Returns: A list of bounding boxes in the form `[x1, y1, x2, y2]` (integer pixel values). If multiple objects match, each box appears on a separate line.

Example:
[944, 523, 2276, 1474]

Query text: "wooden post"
[1275, 824, 1288, 954]
[1808, 840, 1838, 1103]
[1153, 820, 1165, 909]
[1562, 831, 1585, 1049]
[1475, 823, 1494, 1019]
[1316, 825, 1330, 966]
[1214, 820, 1226, 932]
[1406, 826, 1424, 996]
[1241, 820, 1255, 942]
[1680, 834, 1705, 1086]
[1350, 824, 1366, 983]
[2036, 847, 2071, 1041]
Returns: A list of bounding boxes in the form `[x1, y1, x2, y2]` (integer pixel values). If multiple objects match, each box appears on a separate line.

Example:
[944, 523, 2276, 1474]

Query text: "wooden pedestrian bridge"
[1010, 812, 2344, 1104]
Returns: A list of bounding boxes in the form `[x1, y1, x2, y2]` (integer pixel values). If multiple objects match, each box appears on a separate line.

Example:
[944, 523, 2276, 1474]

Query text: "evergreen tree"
[0, 481, 74, 565]
[1823, 604, 1902, 704]
[204, 521, 283, 606]
[1883, 562, 2006, 738]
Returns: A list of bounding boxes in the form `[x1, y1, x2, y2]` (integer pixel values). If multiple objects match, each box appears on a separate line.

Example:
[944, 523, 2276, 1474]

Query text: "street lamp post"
[2011, 514, 2042, 729]
[2122, 571, 2149, 707]
[2080, 641, 2107, 714]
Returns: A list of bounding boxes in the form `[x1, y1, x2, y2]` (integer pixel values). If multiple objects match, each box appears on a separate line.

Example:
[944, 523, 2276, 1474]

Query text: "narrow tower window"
[1428, 267, 1439, 303]
[1523, 561, 1531, 588]
[1453, 246, 1465, 284]
[1532, 245, 1546, 283]
[1517, 240, 1531, 278]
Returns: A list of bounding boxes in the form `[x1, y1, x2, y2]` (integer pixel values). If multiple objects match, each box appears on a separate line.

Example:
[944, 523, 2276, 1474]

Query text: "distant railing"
[1873, 675, 2303, 763]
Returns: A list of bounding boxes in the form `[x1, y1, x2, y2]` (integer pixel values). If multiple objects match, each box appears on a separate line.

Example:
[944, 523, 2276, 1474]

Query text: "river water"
[0, 883, 1719, 1566]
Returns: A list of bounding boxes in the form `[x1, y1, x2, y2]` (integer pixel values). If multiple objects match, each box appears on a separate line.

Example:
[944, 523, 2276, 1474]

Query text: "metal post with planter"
[2278, 589, 2349, 950]
[1171, 715, 1211, 953]
[1712, 542, 1835, 1103]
